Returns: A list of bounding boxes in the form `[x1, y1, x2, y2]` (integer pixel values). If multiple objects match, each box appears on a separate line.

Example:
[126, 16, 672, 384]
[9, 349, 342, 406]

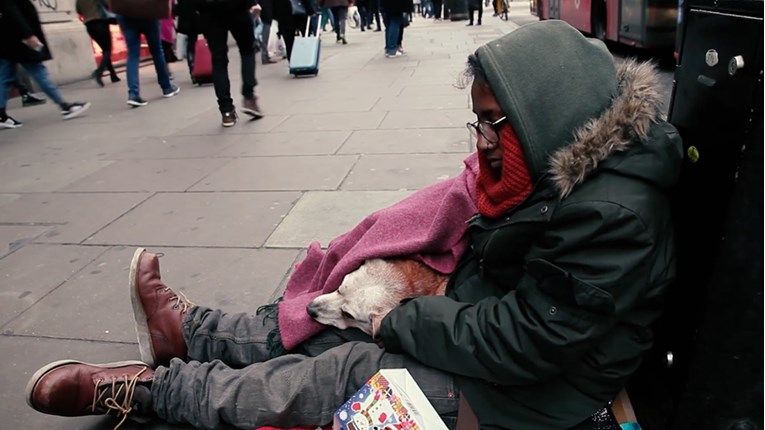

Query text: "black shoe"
[341, 35, 347, 45]
[60, 102, 91, 120]
[127, 97, 148, 107]
[374, 28, 382, 32]
[0, 115, 23, 129]
[221, 109, 237, 127]
[111, 74, 121, 83]
[91, 70, 104, 87]
[21, 93, 46, 107]
[466, 22, 473, 26]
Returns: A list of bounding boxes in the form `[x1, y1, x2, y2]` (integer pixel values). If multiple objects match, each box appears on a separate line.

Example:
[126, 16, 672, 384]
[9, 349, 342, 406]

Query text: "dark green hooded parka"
[378, 21, 683, 429]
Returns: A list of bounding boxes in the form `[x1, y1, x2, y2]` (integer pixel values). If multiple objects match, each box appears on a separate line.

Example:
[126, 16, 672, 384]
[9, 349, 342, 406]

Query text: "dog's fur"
[306, 258, 448, 337]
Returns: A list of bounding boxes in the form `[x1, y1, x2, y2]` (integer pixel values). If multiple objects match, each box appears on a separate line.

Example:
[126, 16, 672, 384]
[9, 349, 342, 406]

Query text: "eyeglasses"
[466, 116, 507, 146]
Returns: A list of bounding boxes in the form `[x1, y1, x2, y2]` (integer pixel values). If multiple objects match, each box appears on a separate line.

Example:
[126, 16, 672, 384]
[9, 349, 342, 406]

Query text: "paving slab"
[86, 192, 301, 247]
[58, 158, 232, 192]
[342, 153, 468, 190]
[0, 225, 57, 258]
[1, 335, 194, 430]
[190, 155, 358, 191]
[109, 135, 238, 160]
[217, 131, 351, 157]
[0, 244, 108, 328]
[379, 108, 474, 128]
[0, 157, 114, 193]
[340, 128, 470, 154]
[266, 190, 413, 248]
[0, 192, 150, 244]
[273, 111, 386, 132]
[6, 246, 301, 341]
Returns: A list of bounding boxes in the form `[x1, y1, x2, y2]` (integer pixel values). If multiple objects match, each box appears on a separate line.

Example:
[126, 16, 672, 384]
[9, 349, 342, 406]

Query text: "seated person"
[25, 21, 682, 430]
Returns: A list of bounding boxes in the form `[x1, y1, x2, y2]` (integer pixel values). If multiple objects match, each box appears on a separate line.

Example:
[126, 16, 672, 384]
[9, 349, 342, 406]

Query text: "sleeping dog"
[306, 258, 448, 337]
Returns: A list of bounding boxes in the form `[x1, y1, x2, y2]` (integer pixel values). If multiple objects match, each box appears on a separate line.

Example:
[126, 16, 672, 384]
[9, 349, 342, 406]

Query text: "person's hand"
[249, 4, 262, 16]
[23, 35, 44, 51]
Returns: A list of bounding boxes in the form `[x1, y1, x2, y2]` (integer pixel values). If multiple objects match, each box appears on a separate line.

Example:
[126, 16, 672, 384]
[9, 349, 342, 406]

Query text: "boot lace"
[91, 366, 148, 430]
[163, 287, 196, 313]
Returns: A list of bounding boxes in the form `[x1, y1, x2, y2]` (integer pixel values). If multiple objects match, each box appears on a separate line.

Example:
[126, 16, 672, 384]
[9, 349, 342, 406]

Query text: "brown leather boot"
[26, 360, 154, 429]
[241, 96, 263, 119]
[129, 248, 195, 368]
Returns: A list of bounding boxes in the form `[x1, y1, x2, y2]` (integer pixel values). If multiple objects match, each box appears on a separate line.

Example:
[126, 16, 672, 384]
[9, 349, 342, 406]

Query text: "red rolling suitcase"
[191, 38, 213, 85]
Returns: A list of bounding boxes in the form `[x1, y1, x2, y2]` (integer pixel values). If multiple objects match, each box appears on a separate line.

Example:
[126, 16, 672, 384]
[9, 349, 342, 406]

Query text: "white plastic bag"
[175, 33, 187, 60]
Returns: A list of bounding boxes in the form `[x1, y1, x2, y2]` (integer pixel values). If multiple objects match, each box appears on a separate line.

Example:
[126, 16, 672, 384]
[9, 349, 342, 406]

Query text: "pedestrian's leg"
[383, 12, 392, 54]
[397, 18, 404, 50]
[21, 62, 90, 119]
[332, 6, 347, 42]
[153, 341, 460, 429]
[260, 21, 273, 62]
[0, 59, 13, 114]
[117, 16, 143, 100]
[294, 14, 308, 37]
[280, 19, 296, 61]
[20, 62, 65, 106]
[186, 32, 199, 75]
[143, 19, 173, 92]
[477, 4, 482, 24]
[204, 20, 234, 114]
[228, 11, 258, 104]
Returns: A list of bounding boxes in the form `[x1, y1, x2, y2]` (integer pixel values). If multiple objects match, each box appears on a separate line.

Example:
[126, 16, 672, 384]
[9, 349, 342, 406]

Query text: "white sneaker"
[0, 116, 23, 129]
[385, 51, 405, 59]
[61, 102, 91, 120]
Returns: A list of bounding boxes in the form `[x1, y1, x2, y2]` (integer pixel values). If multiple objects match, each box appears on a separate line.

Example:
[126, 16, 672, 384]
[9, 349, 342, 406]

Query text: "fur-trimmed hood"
[547, 59, 672, 197]
[475, 21, 680, 200]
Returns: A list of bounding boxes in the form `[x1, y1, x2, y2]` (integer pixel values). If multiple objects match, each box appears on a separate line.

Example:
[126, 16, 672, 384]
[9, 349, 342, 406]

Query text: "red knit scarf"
[476, 124, 533, 218]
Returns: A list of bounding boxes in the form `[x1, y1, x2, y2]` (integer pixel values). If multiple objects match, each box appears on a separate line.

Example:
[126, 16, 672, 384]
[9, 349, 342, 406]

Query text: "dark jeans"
[85, 19, 118, 78]
[0, 59, 64, 109]
[152, 306, 460, 429]
[116, 15, 172, 99]
[468, 5, 482, 24]
[358, 4, 369, 30]
[382, 12, 403, 54]
[432, 0, 442, 18]
[330, 6, 348, 38]
[183, 32, 199, 75]
[202, 9, 258, 114]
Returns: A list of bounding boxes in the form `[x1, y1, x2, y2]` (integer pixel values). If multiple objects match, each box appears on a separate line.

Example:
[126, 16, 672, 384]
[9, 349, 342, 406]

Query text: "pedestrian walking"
[76, 0, 121, 86]
[194, 0, 264, 126]
[114, 9, 180, 107]
[466, 0, 482, 25]
[318, 0, 349, 44]
[174, 0, 204, 76]
[6, 65, 47, 107]
[0, 0, 91, 129]
[381, 0, 410, 57]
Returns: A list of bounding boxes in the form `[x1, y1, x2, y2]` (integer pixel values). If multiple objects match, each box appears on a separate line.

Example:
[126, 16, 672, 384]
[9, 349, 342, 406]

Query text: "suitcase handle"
[306, 15, 321, 38]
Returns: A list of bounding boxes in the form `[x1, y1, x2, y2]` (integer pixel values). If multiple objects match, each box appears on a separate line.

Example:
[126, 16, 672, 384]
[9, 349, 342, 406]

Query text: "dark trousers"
[184, 32, 199, 75]
[368, 0, 382, 29]
[432, 0, 443, 18]
[468, 5, 482, 24]
[358, 5, 369, 30]
[85, 19, 118, 78]
[276, 17, 296, 61]
[151, 306, 460, 429]
[203, 10, 258, 114]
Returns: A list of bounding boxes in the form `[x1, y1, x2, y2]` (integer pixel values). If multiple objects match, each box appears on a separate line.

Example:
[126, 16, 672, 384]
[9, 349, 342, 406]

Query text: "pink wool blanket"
[277, 154, 479, 350]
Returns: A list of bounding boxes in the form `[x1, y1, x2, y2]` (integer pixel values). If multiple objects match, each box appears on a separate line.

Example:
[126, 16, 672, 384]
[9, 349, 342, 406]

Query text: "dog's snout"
[306, 303, 318, 319]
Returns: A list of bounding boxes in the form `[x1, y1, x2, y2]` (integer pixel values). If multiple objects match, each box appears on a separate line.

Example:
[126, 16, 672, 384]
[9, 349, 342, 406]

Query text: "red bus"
[530, 0, 679, 49]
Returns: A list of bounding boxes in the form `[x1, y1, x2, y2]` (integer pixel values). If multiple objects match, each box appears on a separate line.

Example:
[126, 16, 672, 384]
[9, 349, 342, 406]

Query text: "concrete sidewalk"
[0, 8, 520, 429]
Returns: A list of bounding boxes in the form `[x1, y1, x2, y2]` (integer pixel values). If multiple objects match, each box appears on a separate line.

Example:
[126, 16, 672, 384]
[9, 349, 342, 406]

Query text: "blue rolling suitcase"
[289, 21, 321, 77]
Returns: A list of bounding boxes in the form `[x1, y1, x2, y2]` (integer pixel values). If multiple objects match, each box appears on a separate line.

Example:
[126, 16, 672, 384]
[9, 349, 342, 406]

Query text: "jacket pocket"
[526, 258, 615, 315]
